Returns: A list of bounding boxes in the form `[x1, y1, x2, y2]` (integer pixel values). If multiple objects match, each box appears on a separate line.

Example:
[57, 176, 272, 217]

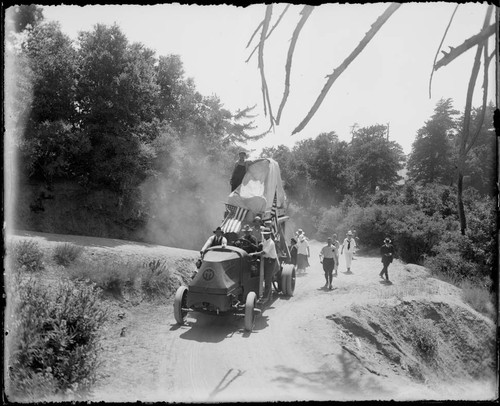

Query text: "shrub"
[140, 259, 176, 298]
[53, 243, 84, 267]
[13, 239, 45, 273]
[406, 318, 439, 362]
[8, 278, 107, 399]
[67, 258, 138, 297]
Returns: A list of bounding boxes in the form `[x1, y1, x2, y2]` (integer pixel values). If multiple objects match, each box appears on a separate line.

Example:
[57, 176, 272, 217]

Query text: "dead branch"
[292, 3, 401, 135]
[464, 44, 491, 155]
[429, 4, 459, 99]
[434, 22, 495, 71]
[276, 6, 314, 125]
[258, 5, 275, 128]
[246, 20, 263, 49]
[246, 5, 290, 63]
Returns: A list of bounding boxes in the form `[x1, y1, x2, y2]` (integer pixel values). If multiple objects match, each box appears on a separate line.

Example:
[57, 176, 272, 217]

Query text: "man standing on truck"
[250, 227, 278, 302]
[200, 226, 227, 257]
[230, 151, 252, 192]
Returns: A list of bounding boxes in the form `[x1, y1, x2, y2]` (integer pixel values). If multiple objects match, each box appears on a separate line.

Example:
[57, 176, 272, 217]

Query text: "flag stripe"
[221, 204, 248, 233]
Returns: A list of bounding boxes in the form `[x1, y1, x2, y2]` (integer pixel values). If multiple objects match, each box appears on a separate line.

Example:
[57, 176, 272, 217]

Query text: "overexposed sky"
[40, 2, 496, 156]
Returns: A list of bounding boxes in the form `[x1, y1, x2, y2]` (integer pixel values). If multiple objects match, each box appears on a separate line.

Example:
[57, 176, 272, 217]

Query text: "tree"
[406, 98, 458, 186]
[347, 124, 405, 196]
[10, 5, 44, 32]
[76, 24, 160, 190]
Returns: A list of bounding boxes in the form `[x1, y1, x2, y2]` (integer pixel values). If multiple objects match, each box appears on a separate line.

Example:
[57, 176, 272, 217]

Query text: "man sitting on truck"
[236, 224, 259, 253]
[200, 226, 227, 257]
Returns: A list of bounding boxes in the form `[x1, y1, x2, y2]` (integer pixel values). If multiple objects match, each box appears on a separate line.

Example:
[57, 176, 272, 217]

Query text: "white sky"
[40, 2, 496, 156]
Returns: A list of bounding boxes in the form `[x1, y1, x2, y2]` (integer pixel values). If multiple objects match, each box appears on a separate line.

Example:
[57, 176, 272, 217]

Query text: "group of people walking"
[288, 229, 395, 289]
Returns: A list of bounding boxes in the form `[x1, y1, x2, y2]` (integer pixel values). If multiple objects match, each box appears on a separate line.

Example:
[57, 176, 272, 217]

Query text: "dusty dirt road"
[10, 231, 495, 403]
[96, 240, 438, 403]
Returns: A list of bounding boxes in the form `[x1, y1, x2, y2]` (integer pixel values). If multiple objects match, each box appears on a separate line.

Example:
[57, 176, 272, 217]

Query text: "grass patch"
[53, 243, 84, 267]
[140, 259, 177, 298]
[460, 279, 495, 319]
[67, 258, 139, 298]
[12, 239, 45, 273]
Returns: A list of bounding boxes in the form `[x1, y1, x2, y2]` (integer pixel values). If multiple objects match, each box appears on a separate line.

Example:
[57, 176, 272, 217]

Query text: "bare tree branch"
[466, 10, 495, 155]
[276, 5, 314, 125]
[429, 4, 459, 99]
[258, 5, 275, 128]
[246, 20, 263, 49]
[434, 22, 495, 71]
[292, 3, 401, 135]
[246, 5, 290, 63]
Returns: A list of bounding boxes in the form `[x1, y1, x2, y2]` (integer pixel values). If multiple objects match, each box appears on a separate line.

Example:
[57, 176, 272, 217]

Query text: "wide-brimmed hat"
[242, 224, 253, 232]
[347, 230, 353, 236]
[261, 227, 272, 235]
[213, 226, 223, 233]
[238, 150, 247, 156]
[297, 228, 303, 233]
[384, 237, 391, 244]
[253, 216, 261, 221]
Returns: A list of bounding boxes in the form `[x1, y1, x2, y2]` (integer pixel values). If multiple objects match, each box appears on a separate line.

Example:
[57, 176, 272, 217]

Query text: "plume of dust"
[140, 139, 231, 251]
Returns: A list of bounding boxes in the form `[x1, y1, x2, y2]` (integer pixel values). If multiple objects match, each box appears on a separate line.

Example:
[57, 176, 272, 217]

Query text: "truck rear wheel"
[244, 291, 257, 331]
[173, 286, 188, 325]
[281, 264, 296, 297]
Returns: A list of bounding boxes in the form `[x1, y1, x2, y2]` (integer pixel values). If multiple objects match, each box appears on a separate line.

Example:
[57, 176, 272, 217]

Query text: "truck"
[173, 158, 295, 332]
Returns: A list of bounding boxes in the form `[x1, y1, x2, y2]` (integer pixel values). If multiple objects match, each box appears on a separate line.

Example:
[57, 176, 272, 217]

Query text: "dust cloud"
[140, 138, 232, 251]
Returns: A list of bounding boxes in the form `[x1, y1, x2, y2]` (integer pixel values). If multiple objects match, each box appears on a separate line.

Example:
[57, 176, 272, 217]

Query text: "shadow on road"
[173, 293, 281, 342]
[271, 349, 392, 400]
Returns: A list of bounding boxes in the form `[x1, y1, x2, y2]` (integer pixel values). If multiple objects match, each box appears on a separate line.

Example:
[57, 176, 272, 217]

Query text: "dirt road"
[10, 231, 495, 402]
[101, 241, 437, 403]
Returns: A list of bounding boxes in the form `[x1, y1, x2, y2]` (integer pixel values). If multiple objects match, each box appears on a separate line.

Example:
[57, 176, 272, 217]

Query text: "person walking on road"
[319, 237, 336, 289]
[296, 233, 310, 273]
[341, 230, 357, 273]
[380, 237, 395, 281]
[332, 233, 340, 275]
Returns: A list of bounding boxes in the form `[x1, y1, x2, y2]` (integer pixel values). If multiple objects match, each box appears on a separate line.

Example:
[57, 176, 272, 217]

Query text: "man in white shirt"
[251, 227, 278, 302]
[319, 237, 337, 290]
[200, 226, 227, 256]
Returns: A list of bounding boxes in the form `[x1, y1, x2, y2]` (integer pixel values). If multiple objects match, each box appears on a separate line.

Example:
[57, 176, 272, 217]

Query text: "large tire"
[244, 291, 257, 332]
[173, 286, 188, 325]
[281, 264, 296, 297]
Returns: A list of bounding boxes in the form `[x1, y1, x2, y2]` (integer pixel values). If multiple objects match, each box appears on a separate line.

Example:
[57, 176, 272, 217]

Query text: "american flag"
[271, 192, 279, 242]
[221, 204, 248, 233]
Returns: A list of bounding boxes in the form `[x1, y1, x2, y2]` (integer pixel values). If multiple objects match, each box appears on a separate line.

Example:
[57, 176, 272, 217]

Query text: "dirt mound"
[328, 290, 496, 394]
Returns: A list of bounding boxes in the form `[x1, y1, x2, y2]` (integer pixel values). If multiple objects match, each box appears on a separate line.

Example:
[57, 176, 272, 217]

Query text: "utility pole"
[349, 123, 359, 141]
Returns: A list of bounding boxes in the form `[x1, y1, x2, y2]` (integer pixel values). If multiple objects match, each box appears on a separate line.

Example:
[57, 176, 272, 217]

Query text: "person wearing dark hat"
[380, 237, 394, 281]
[250, 227, 278, 302]
[230, 151, 252, 192]
[320, 237, 337, 289]
[200, 226, 227, 256]
[236, 224, 259, 253]
[251, 216, 263, 243]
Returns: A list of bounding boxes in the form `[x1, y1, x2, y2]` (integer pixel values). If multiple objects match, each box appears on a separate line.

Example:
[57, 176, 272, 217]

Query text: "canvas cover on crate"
[227, 158, 286, 215]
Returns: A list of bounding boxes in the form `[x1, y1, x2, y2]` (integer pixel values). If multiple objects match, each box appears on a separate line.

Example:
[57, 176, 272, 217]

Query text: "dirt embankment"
[6, 231, 498, 402]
